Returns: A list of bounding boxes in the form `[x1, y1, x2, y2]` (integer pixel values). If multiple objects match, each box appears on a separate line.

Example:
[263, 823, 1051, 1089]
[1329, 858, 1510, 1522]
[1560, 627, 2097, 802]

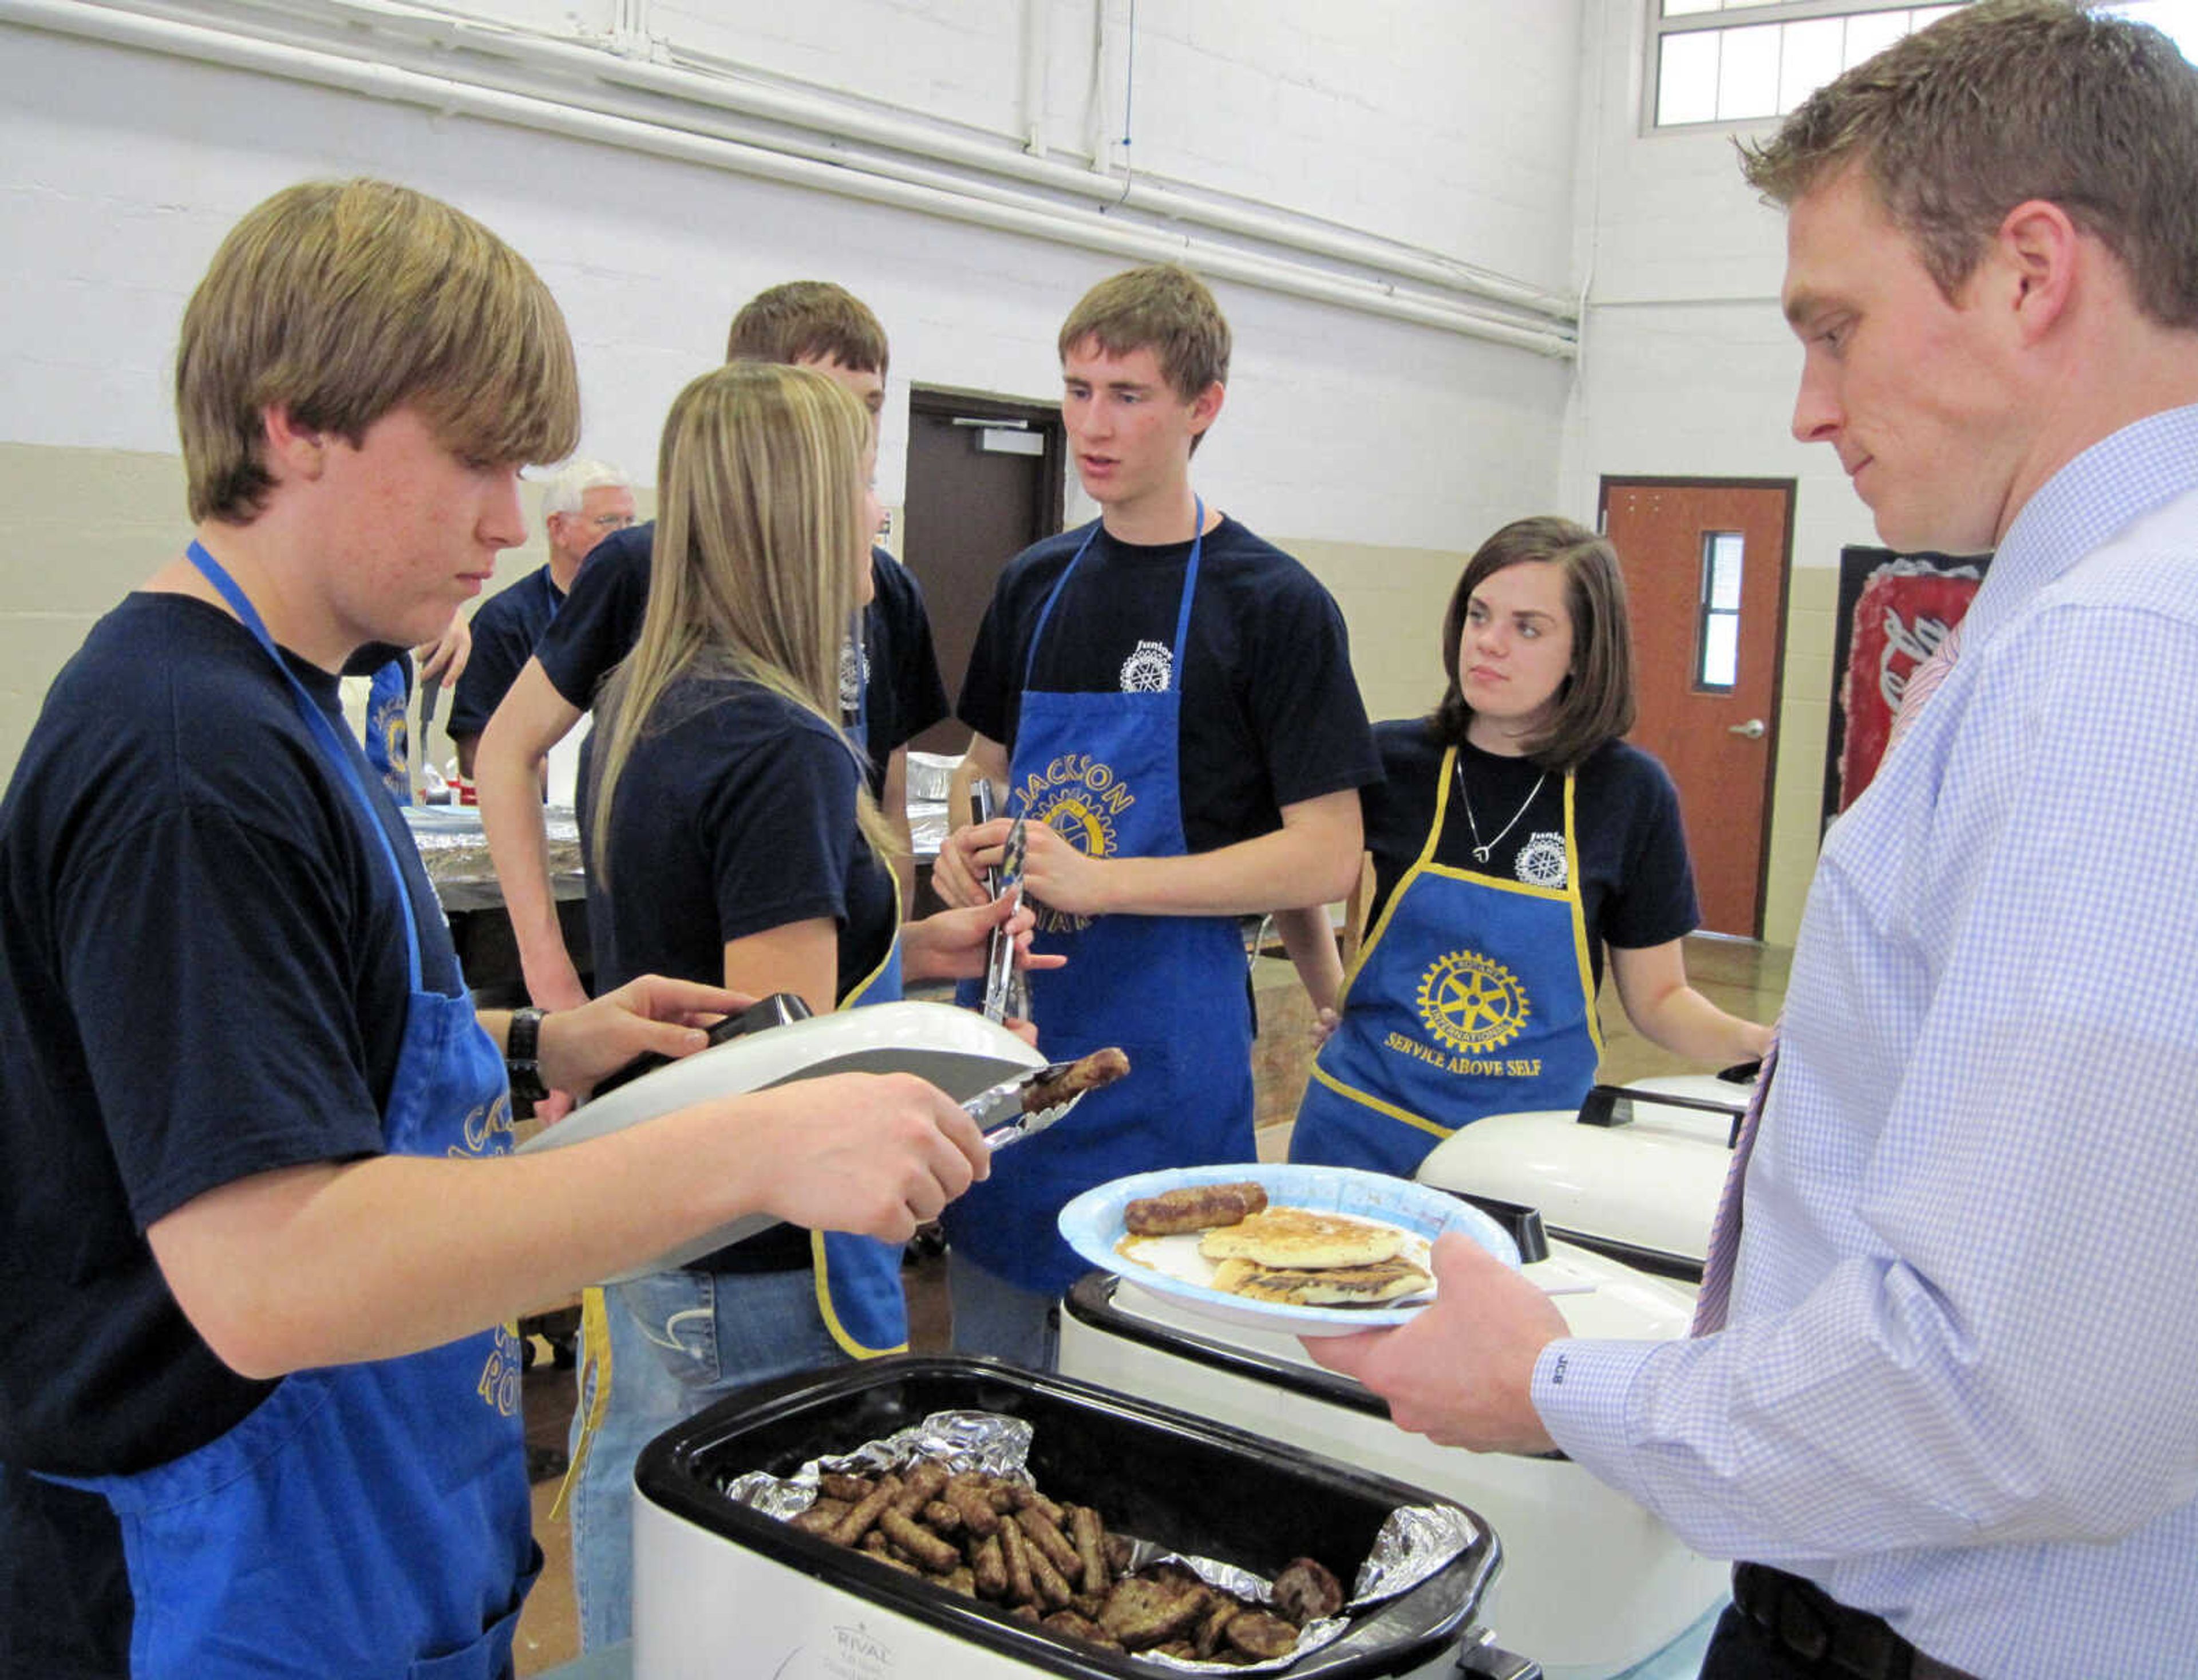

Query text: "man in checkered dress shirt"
[1313, 6, 2198, 1676]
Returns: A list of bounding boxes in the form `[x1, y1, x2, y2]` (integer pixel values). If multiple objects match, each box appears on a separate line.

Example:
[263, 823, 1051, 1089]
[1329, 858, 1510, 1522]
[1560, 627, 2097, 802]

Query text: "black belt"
[1731, 1564, 1976, 1680]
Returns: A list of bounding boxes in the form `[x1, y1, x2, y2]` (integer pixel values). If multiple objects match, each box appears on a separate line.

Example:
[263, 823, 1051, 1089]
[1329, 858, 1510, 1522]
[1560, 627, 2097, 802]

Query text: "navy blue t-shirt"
[0, 593, 460, 1671]
[956, 516, 1379, 850]
[538, 526, 947, 797]
[446, 562, 563, 740]
[1360, 720, 1701, 990]
[583, 673, 897, 1001]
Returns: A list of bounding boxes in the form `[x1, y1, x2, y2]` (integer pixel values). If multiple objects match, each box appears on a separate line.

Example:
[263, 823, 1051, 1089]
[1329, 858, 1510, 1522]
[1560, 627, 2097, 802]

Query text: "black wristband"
[506, 1006, 548, 1104]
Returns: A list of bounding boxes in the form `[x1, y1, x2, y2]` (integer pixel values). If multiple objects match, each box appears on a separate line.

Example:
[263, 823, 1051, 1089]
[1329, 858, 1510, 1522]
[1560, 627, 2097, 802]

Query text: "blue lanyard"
[184, 541, 425, 993]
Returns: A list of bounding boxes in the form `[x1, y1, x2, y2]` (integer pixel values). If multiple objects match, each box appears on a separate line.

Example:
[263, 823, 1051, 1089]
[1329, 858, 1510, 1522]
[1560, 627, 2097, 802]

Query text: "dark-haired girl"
[1287, 516, 1769, 1177]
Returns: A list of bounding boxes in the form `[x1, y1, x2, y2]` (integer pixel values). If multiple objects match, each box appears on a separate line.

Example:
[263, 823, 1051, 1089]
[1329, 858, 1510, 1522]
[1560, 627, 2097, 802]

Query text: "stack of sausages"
[785, 1455, 1344, 1665]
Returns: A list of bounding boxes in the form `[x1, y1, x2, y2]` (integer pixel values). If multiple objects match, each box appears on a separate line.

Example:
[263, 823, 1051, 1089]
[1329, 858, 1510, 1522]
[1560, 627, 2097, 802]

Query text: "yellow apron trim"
[811, 1228, 910, 1360]
[547, 1286, 612, 1523]
[1411, 860, 1575, 902]
[813, 896, 910, 1361]
[1335, 746, 1596, 1077]
[840, 889, 903, 1008]
[1559, 775, 1603, 1057]
[1336, 747, 1458, 1010]
[1308, 1058, 1456, 1140]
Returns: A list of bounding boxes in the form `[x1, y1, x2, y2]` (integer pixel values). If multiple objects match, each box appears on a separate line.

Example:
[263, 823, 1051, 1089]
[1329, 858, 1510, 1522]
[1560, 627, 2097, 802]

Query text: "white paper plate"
[1057, 1163, 1519, 1339]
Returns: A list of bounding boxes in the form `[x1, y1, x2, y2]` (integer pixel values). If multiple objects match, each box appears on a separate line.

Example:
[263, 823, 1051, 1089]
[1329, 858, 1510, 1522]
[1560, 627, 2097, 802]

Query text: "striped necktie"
[1884, 618, 1966, 756]
[1693, 620, 1967, 1335]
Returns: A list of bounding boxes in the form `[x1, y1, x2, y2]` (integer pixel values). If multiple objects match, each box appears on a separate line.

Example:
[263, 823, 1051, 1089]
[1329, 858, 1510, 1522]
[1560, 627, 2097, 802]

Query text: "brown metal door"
[903, 390, 1066, 754]
[1599, 479, 1793, 938]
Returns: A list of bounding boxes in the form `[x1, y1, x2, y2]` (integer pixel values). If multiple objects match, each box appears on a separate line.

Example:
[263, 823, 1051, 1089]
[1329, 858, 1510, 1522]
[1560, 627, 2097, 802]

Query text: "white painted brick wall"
[0, 18, 1568, 541]
[1561, 0, 1881, 567]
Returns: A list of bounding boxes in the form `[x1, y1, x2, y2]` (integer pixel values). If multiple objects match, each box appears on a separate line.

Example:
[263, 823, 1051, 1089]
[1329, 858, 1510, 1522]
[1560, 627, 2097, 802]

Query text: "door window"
[1697, 530, 1745, 691]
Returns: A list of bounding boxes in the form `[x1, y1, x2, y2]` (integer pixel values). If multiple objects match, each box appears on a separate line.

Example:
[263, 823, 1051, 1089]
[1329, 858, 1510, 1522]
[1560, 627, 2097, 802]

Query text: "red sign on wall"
[1825, 550, 1988, 819]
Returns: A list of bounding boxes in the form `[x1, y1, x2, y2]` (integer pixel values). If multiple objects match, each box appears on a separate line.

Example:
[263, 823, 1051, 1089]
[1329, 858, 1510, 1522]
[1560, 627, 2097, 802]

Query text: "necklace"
[1456, 754, 1545, 864]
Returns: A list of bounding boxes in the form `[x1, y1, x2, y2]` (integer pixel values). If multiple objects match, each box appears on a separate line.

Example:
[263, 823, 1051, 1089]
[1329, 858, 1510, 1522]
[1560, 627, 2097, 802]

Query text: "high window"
[1651, 1, 2198, 132]
[1649, 2, 1959, 130]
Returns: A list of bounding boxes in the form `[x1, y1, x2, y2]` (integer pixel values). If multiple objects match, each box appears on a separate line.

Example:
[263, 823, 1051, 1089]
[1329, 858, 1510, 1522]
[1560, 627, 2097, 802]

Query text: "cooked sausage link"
[880, 1508, 960, 1574]
[1068, 1504, 1109, 1595]
[922, 1499, 963, 1536]
[1010, 1484, 1067, 1527]
[891, 1459, 950, 1517]
[1023, 1529, 1074, 1609]
[971, 1533, 1009, 1599]
[942, 1475, 1002, 1537]
[998, 1509, 1039, 1606]
[829, 1473, 902, 1547]
[1013, 1507, 1084, 1584]
[789, 1497, 851, 1536]
[1123, 1181, 1270, 1235]
[1021, 1046, 1129, 1112]
[818, 1472, 874, 1503]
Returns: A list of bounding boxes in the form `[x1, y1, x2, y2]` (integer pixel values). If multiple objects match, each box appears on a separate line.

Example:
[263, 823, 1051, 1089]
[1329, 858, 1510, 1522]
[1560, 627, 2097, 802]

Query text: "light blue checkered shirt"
[1535, 405, 2198, 1678]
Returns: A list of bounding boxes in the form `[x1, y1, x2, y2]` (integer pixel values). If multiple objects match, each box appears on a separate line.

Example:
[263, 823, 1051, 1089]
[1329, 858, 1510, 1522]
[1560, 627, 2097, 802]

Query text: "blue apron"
[1290, 744, 1600, 1178]
[39, 544, 538, 1677]
[813, 913, 910, 1355]
[943, 504, 1256, 1295]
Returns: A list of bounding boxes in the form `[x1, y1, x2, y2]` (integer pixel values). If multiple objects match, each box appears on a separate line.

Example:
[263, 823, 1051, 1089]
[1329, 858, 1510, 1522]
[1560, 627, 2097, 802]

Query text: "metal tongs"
[961, 1059, 1087, 1152]
[973, 780, 1031, 1024]
[981, 813, 1028, 1023]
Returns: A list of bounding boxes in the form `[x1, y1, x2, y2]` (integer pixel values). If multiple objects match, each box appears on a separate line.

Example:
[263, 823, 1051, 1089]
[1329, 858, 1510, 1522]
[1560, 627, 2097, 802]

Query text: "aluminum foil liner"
[905, 750, 962, 804]
[715, 1409, 1476, 1674]
[400, 805, 582, 886]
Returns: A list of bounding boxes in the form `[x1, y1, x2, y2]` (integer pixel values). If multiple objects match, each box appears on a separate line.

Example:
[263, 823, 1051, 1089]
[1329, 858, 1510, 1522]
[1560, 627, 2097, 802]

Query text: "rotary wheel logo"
[1026, 790, 1118, 935]
[837, 638, 865, 714]
[1514, 832, 1568, 888]
[1119, 639, 1172, 693]
[1032, 788, 1117, 859]
[1416, 950, 1531, 1054]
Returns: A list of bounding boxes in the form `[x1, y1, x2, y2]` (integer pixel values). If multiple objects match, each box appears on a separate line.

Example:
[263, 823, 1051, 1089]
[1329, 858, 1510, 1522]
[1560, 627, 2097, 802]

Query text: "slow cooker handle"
[1454, 1624, 1542, 1678]
[1576, 1082, 1749, 1147]
[584, 991, 813, 1101]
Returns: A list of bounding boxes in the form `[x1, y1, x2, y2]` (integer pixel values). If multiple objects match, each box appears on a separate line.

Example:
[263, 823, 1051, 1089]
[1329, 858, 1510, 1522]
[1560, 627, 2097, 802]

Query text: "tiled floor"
[511, 932, 1789, 1675]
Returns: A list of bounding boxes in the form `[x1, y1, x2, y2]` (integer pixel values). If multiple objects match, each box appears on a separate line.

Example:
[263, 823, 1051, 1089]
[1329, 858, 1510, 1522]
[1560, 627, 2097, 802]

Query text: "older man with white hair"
[447, 457, 634, 779]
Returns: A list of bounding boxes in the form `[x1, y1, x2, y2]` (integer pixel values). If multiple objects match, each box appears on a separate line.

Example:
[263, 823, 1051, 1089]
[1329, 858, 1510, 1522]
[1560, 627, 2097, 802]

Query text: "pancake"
[1214, 1254, 1433, 1307]
[1196, 1207, 1404, 1269]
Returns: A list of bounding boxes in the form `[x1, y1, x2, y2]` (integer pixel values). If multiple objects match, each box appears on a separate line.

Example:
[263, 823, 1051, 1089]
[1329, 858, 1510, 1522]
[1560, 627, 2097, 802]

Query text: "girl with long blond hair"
[567, 361, 1041, 1649]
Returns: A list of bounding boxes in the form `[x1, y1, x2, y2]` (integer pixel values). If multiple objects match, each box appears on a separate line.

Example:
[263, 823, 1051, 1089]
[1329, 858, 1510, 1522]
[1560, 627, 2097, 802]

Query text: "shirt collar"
[1968, 403, 2198, 644]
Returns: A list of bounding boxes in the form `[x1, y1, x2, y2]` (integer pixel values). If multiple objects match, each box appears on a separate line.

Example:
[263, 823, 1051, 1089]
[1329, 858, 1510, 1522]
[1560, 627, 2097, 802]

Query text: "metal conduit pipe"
[1019, 0, 1047, 160]
[114, 0, 1578, 329]
[1, 0, 1579, 357]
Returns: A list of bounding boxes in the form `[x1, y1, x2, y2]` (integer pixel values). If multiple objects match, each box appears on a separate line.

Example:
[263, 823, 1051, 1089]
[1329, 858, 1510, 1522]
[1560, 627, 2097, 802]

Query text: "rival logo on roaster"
[773, 1623, 895, 1679]
[1016, 752, 1138, 933]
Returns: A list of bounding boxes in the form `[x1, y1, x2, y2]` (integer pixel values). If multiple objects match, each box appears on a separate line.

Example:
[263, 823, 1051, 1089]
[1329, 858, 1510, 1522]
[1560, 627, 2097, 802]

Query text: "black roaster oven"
[630, 1354, 1535, 1678]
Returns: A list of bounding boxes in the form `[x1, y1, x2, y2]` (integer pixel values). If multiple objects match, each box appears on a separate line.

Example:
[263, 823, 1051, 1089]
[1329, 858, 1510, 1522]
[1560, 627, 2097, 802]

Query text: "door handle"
[1727, 718, 1766, 739]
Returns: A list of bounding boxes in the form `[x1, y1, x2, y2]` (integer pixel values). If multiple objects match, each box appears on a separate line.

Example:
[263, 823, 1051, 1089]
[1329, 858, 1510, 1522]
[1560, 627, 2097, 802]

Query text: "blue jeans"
[567, 1265, 847, 1650]
[946, 1248, 1059, 1371]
